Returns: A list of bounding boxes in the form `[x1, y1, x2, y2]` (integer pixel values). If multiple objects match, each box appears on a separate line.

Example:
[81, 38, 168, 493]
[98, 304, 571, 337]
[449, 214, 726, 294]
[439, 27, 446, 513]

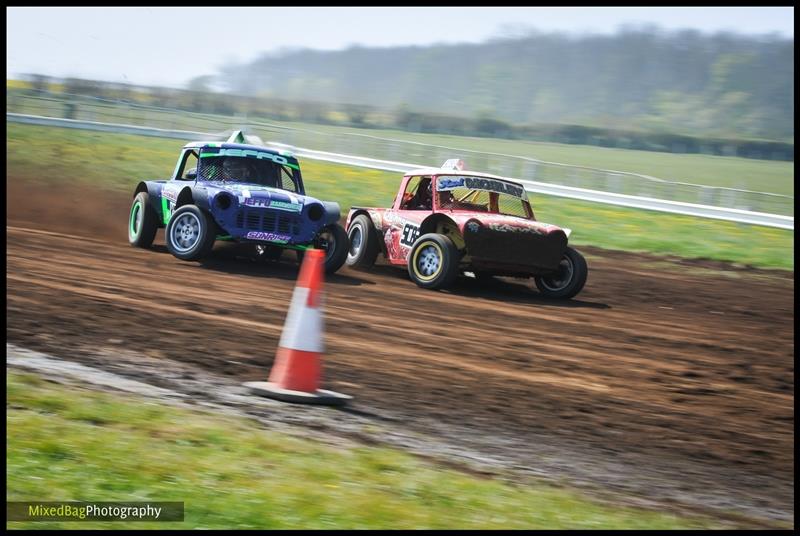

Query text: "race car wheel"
[407, 233, 460, 290]
[346, 214, 379, 269]
[128, 191, 158, 248]
[297, 223, 349, 275]
[534, 246, 588, 299]
[165, 204, 216, 261]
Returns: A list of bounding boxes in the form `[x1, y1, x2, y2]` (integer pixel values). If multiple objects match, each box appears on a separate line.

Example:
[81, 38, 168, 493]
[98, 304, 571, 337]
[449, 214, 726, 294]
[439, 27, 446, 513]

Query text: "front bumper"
[216, 207, 319, 245]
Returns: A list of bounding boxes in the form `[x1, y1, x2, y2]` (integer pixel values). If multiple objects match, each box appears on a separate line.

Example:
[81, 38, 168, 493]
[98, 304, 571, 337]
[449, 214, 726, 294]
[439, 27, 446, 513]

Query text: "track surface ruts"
[6, 180, 794, 523]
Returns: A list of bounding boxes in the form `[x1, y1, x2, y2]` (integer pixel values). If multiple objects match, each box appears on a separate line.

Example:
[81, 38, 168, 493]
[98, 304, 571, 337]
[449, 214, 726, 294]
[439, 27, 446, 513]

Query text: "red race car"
[344, 160, 588, 299]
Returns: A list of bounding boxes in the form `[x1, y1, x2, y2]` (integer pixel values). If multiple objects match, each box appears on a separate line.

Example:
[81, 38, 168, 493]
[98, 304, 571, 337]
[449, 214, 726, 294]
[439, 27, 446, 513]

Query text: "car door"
[383, 175, 433, 264]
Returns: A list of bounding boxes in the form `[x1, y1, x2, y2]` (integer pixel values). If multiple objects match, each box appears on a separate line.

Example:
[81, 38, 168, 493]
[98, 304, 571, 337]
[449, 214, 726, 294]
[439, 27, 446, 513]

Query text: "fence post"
[64, 102, 76, 120]
[605, 172, 621, 194]
[523, 161, 537, 181]
[698, 186, 715, 206]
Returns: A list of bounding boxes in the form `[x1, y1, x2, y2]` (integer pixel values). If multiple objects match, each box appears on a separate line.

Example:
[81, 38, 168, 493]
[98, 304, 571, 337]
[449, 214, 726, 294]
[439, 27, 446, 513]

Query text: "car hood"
[444, 212, 569, 238]
[207, 183, 314, 211]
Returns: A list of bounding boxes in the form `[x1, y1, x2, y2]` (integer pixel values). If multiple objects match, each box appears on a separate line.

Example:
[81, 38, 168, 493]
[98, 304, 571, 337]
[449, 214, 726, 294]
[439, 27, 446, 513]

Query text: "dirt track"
[6, 180, 795, 524]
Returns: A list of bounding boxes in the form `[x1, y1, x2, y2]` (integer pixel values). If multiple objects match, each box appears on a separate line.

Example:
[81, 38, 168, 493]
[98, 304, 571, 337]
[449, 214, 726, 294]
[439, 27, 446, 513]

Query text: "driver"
[413, 178, 432, 210]
[438, 189, 456, 208]
[222, 157, 253, 181]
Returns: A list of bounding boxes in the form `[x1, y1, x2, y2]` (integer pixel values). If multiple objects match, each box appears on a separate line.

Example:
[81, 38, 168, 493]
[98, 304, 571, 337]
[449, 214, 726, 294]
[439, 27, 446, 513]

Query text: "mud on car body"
[128, 131, 348, 274]
[344, 160, 588, 299]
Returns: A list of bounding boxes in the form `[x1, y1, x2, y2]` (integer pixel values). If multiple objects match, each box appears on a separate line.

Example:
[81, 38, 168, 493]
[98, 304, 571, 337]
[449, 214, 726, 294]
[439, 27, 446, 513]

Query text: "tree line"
[213, 26, 793, 144]
[16, 25, 795, 165]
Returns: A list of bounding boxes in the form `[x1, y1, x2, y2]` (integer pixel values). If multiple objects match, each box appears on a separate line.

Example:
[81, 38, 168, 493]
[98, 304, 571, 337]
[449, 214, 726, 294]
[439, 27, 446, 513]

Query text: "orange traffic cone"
[244, 248, 351, 406]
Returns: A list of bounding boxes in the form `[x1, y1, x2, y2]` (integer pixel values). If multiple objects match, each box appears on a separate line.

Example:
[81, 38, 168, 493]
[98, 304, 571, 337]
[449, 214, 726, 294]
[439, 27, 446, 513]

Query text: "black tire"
[128, 191, 159, 248]
[407, 233, 460, 290]
[534, 246, 588, 299]
[165, 204, 216, 261]
[297, 223, 349, 275]
[345, 214, 379, 269]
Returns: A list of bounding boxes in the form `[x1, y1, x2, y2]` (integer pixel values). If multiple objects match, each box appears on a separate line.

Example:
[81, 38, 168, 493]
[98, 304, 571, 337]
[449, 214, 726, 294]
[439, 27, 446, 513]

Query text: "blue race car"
[128, 131, 349, 274]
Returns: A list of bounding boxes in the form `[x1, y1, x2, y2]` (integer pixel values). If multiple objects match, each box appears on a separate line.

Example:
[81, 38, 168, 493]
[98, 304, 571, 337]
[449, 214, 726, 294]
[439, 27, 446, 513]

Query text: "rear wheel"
[128, 191, 158, 248]
[165, 205, 216, 261]
[346, 214, 379, 269]
[407, 233, 460, 290]
[534, 246, 588, 299]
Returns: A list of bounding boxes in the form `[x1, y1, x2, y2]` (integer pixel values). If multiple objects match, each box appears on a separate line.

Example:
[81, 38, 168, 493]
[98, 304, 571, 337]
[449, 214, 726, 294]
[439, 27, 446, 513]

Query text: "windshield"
[435, 175, 533, 219]
[198, 153, 301, 193]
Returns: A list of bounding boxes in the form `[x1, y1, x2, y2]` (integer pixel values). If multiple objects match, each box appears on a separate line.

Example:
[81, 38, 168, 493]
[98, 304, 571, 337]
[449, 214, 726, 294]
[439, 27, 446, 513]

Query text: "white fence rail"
[7, 112, 794, 231]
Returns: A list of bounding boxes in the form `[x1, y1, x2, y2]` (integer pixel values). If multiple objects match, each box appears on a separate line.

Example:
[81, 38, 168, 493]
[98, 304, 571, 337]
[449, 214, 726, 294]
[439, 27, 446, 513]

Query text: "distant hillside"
[214, 27, 794, 142]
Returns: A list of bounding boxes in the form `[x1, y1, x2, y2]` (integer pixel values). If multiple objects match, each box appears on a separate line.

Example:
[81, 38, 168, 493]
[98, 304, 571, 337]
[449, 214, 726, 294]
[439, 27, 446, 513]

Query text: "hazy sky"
[7, 7, 794, 88]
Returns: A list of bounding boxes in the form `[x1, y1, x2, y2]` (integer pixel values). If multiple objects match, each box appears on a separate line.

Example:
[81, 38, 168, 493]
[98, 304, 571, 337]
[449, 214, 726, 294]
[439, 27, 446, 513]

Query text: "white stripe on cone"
[278, 286, 324, 353]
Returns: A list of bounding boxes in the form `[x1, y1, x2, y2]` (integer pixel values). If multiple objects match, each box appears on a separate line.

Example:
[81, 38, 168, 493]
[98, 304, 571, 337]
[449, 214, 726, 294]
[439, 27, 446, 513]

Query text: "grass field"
[6, 370, 720, 529]
[7, 90, 794, 195]
[6, 122, 794, 270]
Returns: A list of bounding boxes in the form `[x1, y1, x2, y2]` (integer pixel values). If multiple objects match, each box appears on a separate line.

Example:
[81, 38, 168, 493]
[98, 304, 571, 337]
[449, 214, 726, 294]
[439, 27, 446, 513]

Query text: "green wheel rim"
[129, 201, 142, 239]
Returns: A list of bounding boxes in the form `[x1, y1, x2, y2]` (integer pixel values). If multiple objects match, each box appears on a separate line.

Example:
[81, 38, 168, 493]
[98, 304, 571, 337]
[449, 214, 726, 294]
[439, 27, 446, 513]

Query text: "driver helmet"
[222, 157, 251, 181]
[419, 179, 432, 202]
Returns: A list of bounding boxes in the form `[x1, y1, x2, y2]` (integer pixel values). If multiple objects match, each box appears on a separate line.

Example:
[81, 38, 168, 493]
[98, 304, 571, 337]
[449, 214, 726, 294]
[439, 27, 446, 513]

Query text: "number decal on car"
[401, 223, 420, 246]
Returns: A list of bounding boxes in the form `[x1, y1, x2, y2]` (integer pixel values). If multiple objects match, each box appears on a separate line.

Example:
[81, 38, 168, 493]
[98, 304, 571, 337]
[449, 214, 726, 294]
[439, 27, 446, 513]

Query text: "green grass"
[534, 197, 793, 270]
[6, 122, 794, 270]
[8, 91, 794, 195]
[7, 370, 721, 529]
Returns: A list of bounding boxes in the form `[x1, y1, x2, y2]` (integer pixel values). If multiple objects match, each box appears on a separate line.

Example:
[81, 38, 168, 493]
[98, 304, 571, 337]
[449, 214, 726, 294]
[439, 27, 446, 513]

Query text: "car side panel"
[136, 180, 168, 225]
[381, 209, 430, 265]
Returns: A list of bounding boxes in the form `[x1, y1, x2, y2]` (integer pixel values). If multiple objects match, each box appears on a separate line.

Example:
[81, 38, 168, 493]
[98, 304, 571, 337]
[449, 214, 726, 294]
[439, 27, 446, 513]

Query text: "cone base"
[244, 381, 352, 406]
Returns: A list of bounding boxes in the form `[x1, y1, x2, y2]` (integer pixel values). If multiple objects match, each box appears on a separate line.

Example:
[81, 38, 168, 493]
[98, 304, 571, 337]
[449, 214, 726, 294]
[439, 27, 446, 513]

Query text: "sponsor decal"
[487, 223, 543, 235]
[243, 197, 268, 207]
[437, 176, 524, 198]
[161, 188, 179, 202]
[200, 148, 299, 169]
[465, 177, 524, 198]
[246, 231, 292, 243]
[270, 200, 302, 212]
[437, 177, 466, 191]
[400, 223, 420, 246]
[385, 211, 400, 224]
[466, 221, 481, 233]
[220, 183, 297, 197]
[241, 197, 302, 212]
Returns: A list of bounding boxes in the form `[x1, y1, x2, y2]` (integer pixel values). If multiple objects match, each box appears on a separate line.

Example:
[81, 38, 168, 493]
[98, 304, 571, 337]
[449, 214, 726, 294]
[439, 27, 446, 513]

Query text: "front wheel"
[534, 246, 588, 299]
[346, 214, 380, 269]
[407, 233, 460, 290]
[165, 205, 216, 261]
[297, 223, 349, 275]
